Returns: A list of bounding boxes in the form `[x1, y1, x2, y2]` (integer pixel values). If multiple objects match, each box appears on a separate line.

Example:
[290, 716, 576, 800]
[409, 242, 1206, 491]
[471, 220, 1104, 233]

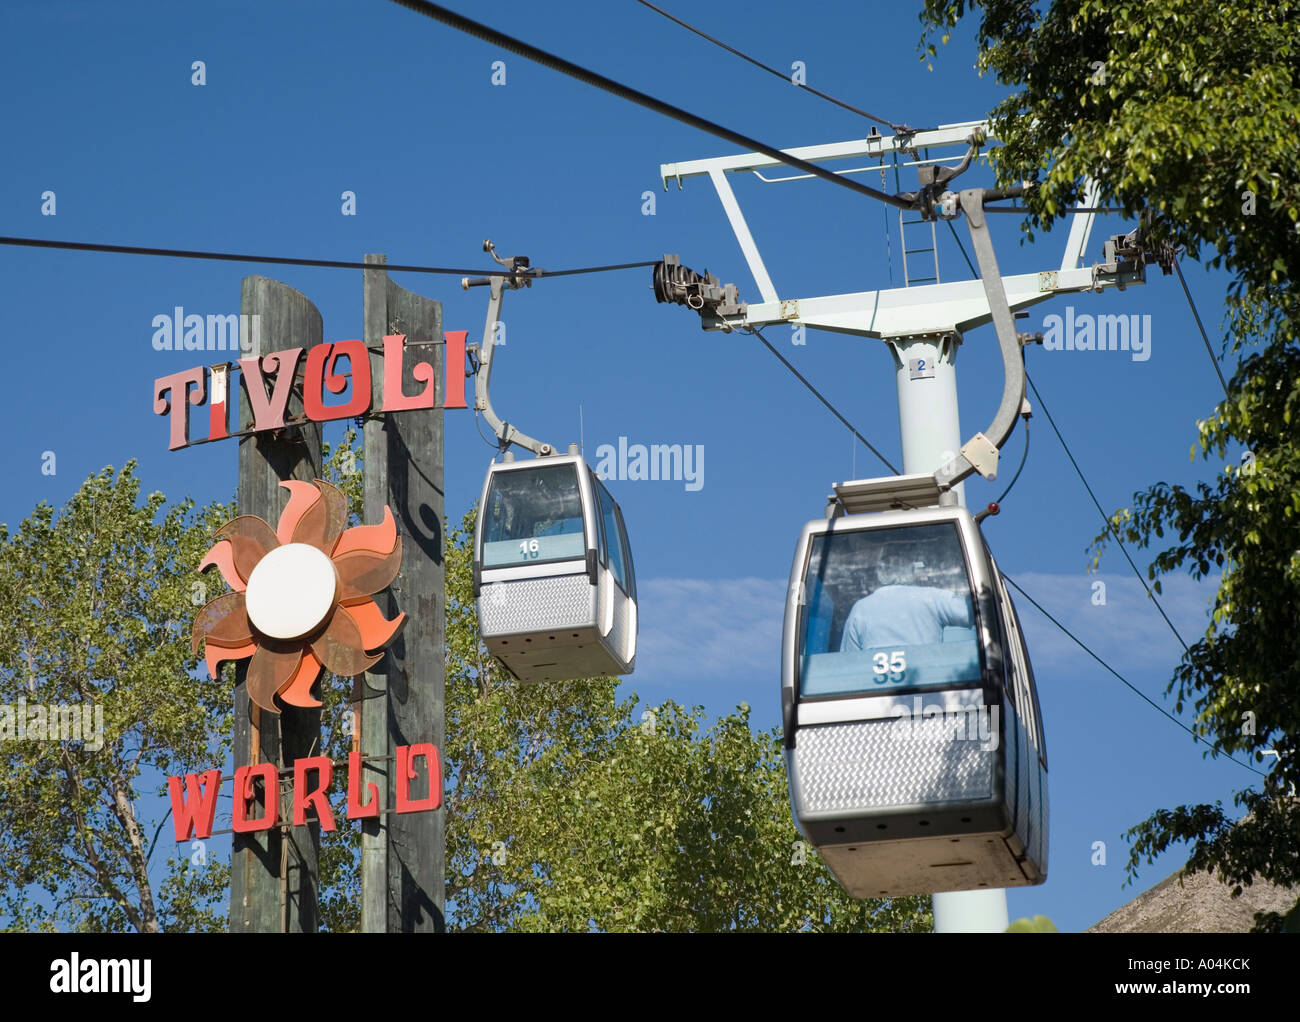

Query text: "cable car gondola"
[474, 452, 637, 682]
[463, 240, 638, 684]
[781, 476, 1047, 898]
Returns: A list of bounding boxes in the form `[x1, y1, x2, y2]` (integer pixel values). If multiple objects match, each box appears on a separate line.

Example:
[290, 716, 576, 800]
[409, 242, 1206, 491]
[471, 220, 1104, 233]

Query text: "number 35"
[872, 650, 906, 679]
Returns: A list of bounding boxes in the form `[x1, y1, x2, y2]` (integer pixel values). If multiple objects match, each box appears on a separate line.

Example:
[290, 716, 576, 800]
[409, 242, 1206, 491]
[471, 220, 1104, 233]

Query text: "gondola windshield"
[799, 522, 980, 697]
[481, 462, 587, 568]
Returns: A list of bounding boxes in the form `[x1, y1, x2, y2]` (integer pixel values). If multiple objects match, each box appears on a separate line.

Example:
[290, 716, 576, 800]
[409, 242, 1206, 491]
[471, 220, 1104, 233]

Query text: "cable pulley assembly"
[651, 254, 745, 319]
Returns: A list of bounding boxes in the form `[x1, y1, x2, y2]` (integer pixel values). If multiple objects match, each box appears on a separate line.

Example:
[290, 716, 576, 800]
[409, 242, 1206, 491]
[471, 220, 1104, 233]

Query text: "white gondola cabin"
[474, 454, 637, 683]
[782, 484, 1047, 898]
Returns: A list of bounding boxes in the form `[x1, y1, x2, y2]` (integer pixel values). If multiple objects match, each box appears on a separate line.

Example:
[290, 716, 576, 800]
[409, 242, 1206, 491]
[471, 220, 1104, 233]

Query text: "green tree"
[1006, 915, 1058, 933]
[0, 441, 929, 932]
[919, 0, 1300, 928]
[0, 463, 232, 931]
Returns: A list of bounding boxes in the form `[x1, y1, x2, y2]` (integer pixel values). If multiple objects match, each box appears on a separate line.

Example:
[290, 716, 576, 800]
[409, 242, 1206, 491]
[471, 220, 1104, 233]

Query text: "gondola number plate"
[908, 357, 935, 380]
[873, 650, 906, 680]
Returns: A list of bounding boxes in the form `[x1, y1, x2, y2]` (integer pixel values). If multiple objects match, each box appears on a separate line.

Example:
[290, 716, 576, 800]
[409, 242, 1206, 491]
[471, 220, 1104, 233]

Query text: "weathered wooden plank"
[230, 275, 323, 934]
[382, 274, 446, 932]
[360, 255, 447, 932]
[360, 256, 390, 934]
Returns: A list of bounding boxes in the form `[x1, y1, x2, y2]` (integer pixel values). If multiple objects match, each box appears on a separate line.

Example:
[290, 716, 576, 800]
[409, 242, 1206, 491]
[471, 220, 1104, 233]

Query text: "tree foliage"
[919, 0, 1300, 928]
[0, 437, 929, 932]
[0, 463, 233, 931]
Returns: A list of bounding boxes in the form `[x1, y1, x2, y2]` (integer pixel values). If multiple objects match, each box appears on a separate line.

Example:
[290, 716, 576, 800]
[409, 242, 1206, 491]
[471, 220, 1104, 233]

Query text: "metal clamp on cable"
[651, 254, 745, 322]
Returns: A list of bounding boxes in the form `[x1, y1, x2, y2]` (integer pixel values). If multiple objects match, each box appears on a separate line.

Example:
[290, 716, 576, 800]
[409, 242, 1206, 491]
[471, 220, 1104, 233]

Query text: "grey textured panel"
[794, 717, 993, 814]
[607, 588, 625, 657]
[478, 574, 596, 637]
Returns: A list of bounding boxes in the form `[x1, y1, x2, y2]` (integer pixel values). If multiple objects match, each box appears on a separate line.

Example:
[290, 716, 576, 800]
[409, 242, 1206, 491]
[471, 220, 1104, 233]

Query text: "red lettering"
[395, 743, 442, 813]
[232, 763, 279, 833]
[293, 755, 336, 831]
[168, 745, 440, 838]
[207, 363, 230, 442]
[303, 340, 370, 422]
[239, 348, 302, 430]
[167, 769, 222, 840]
[380, 334, 435, 412]
[153, 367, 206, 450]
[346, 750, 380, 820]
[443, 330, 468, 409]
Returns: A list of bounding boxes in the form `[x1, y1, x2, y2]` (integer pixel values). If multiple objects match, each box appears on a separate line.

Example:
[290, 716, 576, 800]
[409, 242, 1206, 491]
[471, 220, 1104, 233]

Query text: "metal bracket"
[960, 432, 1000, 481]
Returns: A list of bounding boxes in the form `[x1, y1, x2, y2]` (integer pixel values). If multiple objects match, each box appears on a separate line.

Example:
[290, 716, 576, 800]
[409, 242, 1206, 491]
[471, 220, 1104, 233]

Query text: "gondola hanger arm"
[931, 187, 1031, 496]
[463, 241, 556, 458]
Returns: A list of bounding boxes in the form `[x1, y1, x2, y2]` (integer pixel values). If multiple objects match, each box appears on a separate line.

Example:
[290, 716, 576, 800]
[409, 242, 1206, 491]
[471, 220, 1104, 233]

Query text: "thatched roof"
[1089, 867, 1296, 933]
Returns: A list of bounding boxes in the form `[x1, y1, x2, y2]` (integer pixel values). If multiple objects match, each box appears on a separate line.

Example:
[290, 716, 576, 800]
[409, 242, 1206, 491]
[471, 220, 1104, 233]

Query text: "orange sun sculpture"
[192, 479, 405, 712]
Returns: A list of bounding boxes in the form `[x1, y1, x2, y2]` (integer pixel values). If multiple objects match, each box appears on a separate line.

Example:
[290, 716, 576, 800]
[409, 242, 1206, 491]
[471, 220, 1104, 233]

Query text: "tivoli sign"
[153, 331, 468, 449]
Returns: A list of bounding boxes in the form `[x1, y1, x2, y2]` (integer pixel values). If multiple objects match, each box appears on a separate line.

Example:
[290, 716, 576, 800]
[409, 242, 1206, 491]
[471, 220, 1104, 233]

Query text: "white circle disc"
[244, 543, 339, 640]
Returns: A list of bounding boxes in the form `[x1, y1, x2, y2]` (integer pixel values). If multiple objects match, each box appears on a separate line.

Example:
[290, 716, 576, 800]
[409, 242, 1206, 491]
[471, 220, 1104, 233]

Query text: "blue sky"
[0, 0, 1266, 932]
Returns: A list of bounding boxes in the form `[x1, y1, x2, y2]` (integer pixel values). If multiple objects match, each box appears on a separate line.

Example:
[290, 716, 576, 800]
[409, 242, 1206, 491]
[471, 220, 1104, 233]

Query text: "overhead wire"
[633, 0, 924, 134]
[382, 0, 918, 211]
[25, 2, 1231, 775]
[473, 411, 503, 451]
[381, 0, 1261, 788]
[1025, 371, 1192, 655]
[945, 218, 978, 278]
[1172, 256, 1230, 397]
[0, 235, 654, 279]
[1001, 573, 1266, 778]
[991, 420, 1029, 506]
[747, 325, 899, 474]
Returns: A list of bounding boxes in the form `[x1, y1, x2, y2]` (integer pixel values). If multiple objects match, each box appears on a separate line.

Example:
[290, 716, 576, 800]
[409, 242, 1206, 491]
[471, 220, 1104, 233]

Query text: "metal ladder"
[895, 147, 940, 286]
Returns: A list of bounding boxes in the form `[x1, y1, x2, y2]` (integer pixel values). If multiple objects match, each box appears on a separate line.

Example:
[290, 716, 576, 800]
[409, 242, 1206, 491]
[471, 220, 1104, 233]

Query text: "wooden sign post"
[360, 255, 447, 932]
[214, 265, 447, 933]
[230, 276, 325, 933]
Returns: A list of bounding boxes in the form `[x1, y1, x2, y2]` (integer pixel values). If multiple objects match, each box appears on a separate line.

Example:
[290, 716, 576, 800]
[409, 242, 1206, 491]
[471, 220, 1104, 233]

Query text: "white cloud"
[633, 577, 785, 689]
[1004, 570, 1219, 680]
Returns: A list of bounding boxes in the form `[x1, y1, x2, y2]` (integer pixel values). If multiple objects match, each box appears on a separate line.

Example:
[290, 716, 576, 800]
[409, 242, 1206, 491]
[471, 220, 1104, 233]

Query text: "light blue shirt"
[840, 585, 973, 651]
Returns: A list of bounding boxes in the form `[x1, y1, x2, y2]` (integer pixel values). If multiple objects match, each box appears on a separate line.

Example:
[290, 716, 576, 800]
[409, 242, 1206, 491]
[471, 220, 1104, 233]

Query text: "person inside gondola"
[839, 544, 973, 651]
[528, 469, 584, 538]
